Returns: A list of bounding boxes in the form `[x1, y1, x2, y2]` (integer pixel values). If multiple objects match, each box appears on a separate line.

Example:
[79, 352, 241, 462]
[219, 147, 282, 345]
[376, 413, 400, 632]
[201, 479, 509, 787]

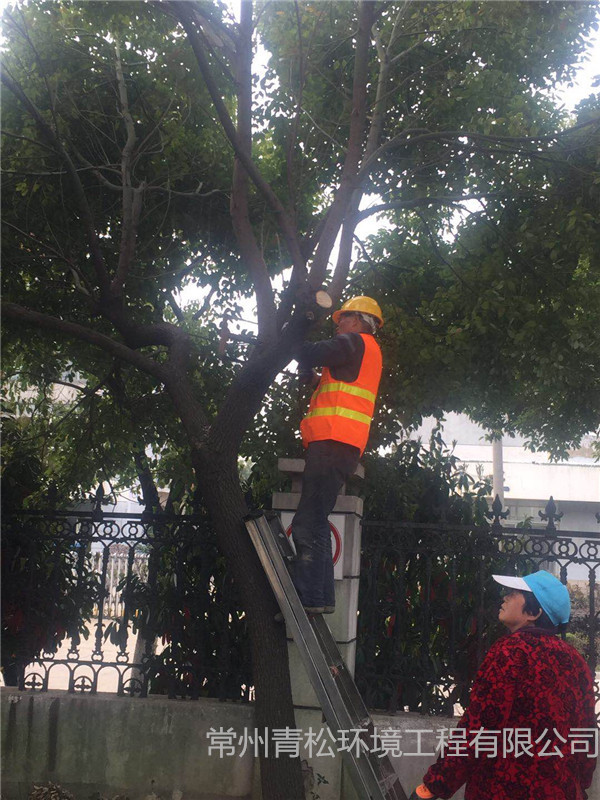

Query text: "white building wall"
[411, 413, 599, 529]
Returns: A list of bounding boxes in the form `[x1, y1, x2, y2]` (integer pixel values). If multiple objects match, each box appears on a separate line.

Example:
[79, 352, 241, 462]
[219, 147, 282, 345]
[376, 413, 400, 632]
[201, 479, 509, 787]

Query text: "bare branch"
[165, 290, 184, 323]
[0, 129, 57, 152]
[192, 284, 217, 320]
[2, 220, 95, 297]
[359, 118, 600, 179]
[414, 209, 477, 294]
[356, 192, 506, 221]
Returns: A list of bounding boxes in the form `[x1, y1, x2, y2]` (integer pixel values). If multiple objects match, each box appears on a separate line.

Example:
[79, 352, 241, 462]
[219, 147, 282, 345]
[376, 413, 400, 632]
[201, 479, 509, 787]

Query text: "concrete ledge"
[1, 690, 255, 800]
[277, 459, 364, 494]
[277, 459, 364, 481]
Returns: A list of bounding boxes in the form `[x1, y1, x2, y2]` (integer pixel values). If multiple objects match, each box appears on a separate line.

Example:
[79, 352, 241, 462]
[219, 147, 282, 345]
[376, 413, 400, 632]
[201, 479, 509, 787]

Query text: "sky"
[556, 23, 600, 109]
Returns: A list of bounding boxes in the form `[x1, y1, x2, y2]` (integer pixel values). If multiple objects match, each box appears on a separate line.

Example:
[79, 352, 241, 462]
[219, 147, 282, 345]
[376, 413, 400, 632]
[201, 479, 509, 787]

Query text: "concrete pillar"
[272, 457, 365, 800]
[492, 437, 504, 506]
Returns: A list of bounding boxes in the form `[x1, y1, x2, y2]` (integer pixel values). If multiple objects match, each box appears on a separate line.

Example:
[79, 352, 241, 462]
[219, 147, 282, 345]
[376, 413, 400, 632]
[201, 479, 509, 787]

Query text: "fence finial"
[92, 484, 104, 522]
[486, 494, 509, 529]
[538, 496, 563, 532]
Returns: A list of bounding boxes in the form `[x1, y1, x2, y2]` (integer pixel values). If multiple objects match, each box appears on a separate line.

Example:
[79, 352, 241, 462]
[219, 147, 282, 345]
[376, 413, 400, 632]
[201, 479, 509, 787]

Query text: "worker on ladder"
[288, 296, 384, 615]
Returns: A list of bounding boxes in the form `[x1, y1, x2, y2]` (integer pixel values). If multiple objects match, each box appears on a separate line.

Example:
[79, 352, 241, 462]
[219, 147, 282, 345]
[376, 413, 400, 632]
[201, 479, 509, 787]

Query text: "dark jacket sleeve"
[423, 637, 525, 799]
[297, 333, 365, 383]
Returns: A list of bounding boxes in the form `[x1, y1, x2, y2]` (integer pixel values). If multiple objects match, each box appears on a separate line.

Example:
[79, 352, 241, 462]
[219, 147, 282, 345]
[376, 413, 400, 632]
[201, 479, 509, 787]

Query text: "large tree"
[2, 1, 599, 794]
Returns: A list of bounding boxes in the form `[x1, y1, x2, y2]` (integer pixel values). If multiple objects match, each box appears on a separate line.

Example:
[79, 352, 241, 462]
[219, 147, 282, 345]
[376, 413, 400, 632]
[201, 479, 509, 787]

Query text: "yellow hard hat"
[332, 296, 384, 327]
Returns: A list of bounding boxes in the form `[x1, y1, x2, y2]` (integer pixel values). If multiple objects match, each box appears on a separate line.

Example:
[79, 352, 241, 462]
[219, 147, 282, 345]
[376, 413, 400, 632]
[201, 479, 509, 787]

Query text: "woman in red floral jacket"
[410, 570, 597, 800]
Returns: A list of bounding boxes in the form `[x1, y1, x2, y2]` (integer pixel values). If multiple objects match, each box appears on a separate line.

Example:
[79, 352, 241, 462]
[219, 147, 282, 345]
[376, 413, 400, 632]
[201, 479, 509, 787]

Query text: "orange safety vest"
[300, 333, 382, 455]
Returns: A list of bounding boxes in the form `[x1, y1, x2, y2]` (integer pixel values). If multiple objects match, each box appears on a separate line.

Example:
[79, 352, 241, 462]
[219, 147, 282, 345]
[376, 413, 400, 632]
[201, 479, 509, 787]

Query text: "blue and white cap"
[492, 570, 571, 626]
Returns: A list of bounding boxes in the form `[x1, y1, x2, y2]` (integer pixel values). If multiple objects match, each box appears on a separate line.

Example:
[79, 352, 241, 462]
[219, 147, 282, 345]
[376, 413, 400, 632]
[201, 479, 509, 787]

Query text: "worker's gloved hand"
[298, 368, 319, 386]
[409, 785, 436, 800]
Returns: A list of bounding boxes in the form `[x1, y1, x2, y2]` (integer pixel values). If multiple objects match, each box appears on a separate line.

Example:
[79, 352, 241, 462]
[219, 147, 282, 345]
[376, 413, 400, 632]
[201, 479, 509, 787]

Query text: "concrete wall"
[2, 690, 462, 800]
[2, 691, 256, 800]
[3, 690, 598, 800]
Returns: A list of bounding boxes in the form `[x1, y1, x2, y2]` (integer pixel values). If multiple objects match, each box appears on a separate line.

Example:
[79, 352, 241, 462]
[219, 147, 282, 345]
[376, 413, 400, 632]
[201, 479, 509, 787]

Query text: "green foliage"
[355, 100, 600, 457]
[357, 520, 509, 715]
[356, 428, 500, 714]
[1, 402, 45, 508]
[1, 5, 599, 725]
[2, 0, 599, 506]
[362, 425, 492, 523]
[567, 582, 600, 661]
[104, 519, 253, 700]
[1, 516, 99, 684]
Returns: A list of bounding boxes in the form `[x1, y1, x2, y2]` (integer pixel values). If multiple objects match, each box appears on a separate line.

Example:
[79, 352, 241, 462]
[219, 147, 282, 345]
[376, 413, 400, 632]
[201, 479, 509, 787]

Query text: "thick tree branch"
[209, 312, 311, 454]
[230, 0, 277, 340]
[170, 1, 306, 280]
[328, 209, 359, 306]
[2, 303, 167, 382]
[328, 3, 400, 302]
[2, 303, 211, 444]
[111, 37, 145, 298]
[285, 1, 308, 221]
[308, 0, 376, 290]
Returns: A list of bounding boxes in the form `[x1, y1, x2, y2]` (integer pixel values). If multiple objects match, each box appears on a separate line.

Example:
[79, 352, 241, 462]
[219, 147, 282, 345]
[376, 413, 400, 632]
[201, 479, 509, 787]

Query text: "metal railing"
[3, 497, 599, 716]
[2, 509, 252, 700]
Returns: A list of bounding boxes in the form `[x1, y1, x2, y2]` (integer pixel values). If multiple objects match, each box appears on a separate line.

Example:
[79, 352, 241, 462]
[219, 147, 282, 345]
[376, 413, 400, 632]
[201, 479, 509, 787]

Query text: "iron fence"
[2, 497, 599, 717]
[1, 509, 252, 700]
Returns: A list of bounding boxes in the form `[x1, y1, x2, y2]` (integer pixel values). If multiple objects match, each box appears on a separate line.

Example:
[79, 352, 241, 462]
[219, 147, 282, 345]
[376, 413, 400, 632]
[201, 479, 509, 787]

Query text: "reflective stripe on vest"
[304, 406, 373, 426]
[300, 333, 382, 455]
[309, 381, 377, 404]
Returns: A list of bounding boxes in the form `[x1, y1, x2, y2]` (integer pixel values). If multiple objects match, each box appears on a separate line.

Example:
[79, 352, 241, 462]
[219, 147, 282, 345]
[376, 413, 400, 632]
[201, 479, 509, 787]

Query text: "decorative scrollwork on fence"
[3, 509, 253, 702]
[4, 498, 600, 719]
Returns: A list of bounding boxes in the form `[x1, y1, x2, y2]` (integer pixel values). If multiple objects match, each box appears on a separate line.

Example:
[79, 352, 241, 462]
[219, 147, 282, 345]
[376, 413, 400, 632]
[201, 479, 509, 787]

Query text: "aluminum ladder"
[244, 511, 408, 800]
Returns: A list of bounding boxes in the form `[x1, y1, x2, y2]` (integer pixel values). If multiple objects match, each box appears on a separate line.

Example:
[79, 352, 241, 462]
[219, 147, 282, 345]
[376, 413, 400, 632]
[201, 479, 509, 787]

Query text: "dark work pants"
[291, 440, 360, 609]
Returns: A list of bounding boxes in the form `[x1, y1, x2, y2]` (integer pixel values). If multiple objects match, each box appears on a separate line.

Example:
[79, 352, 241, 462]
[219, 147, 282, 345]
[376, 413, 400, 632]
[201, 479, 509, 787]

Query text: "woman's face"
[498, 589, 540, 632]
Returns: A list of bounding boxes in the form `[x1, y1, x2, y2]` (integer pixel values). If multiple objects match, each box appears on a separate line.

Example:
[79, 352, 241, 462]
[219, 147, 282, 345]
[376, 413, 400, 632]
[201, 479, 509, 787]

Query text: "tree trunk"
[195, 447, 305, 800]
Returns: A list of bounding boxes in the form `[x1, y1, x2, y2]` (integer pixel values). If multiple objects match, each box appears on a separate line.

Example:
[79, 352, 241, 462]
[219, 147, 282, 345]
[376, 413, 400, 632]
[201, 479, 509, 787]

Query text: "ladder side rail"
[312, 617, 409, 800]
[245, 516, 388, 800]
[245, 518, 344, 728]
[256, 514, 408, 800]
[312, 616, 371, 726]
